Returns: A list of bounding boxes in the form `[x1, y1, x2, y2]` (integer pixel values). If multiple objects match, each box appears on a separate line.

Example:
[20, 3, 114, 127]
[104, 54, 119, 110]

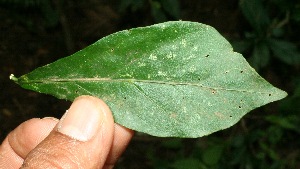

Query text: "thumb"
[21, 96, 115, 168]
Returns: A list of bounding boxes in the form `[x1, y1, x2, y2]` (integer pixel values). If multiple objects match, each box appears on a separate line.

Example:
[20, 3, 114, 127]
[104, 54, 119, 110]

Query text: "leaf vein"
[132, 83, 169, 114]
[22, 78, 269, 94]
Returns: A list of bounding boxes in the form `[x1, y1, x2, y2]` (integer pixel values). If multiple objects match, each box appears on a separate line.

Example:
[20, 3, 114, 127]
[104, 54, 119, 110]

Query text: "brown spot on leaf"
[214, 112, 225, 119]
[170, 112, 177, 119]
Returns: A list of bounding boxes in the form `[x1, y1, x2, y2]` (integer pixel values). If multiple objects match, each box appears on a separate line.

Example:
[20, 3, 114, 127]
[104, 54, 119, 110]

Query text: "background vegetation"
[1, 0, 299, 168]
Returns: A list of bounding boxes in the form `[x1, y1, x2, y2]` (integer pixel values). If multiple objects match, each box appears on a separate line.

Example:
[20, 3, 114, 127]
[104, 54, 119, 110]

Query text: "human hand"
[0, 96, 134, 168]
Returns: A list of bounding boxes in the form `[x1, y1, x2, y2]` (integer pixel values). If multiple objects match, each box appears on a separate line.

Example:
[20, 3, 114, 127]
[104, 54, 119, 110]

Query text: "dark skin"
[0, 96, 134, 169]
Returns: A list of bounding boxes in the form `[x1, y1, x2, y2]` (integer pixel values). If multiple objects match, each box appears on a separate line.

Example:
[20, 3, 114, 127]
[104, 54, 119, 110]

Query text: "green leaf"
[202, 144, 224, 166]
[265, 115, 300, 133]
[268, 39, 300, 65]
[161, 138, 182, 149]
[249, 41, 270, 70]
[10, 21, 287, 138]
[239, 0, 270, 34]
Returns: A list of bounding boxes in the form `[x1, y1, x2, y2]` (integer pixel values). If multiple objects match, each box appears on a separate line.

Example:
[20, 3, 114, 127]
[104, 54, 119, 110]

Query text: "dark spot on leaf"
[225, 71, 228, 74]
[238, 106, 242, 109]
[75, 90, 78, 94]
[269, 93, 272, 96]
[198, 78, 200, 81]
[240, 70, 244, 73]
[111, 48, 114, 52]
[124, 97, 127, 100]
[205, 54, 209, 57]
[212, 90, 216, 94]
[229, 115, 232, 118]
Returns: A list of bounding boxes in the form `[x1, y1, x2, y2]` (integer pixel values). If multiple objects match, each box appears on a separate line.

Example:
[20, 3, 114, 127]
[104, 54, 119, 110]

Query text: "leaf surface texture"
[12, 21, 287, 137]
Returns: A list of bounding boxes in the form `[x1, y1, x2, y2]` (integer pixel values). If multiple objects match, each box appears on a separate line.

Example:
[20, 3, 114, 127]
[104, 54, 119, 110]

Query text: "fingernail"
[57, 97, 103, 141]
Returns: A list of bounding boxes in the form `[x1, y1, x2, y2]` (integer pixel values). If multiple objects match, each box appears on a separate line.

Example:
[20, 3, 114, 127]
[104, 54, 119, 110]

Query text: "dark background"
[1, 0, 299, 168]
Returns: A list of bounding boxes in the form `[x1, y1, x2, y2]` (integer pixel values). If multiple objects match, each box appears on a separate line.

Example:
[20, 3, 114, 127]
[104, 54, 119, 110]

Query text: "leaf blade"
[12, 21, 287, 137]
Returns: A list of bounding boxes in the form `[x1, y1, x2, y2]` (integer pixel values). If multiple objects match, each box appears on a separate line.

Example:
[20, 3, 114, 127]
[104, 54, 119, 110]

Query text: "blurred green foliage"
[234, 0, 300, 70]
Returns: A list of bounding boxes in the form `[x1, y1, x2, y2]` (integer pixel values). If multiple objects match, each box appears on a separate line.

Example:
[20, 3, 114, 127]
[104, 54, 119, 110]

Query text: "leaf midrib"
[19, 77, 271, 94]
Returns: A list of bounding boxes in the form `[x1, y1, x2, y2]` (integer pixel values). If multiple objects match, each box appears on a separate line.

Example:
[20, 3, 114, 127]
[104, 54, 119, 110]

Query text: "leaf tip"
[273, 88, 288, 102]
[281, 90, 288, 99]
